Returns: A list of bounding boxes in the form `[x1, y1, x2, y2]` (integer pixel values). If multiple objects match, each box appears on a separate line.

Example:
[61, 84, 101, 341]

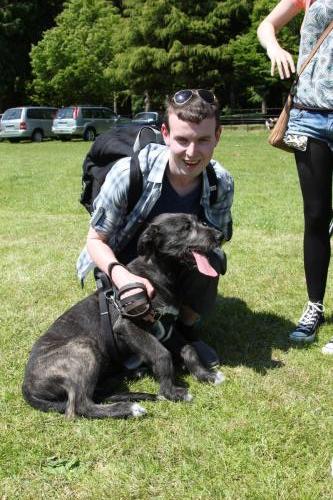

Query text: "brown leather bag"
[268, 20, 333, 152]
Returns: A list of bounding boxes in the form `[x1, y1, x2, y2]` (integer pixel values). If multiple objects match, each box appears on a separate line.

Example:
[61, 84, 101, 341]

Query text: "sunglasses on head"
[172, 89, 216, 106]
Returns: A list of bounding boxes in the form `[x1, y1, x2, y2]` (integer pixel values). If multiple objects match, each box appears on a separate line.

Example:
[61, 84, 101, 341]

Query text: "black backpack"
[80, 122, 218, 215]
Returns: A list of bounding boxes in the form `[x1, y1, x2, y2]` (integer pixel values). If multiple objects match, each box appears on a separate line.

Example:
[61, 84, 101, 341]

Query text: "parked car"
[52, 105, 119, 141]
[0, 106, 57, 142]
[132, 111, 163, 129]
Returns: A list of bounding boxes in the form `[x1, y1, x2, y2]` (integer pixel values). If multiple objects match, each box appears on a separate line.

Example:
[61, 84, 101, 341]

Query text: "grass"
[0, 132, 332, 499]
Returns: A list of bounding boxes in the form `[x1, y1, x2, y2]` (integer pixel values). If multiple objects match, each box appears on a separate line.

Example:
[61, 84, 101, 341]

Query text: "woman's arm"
[257, 0, 303, 79]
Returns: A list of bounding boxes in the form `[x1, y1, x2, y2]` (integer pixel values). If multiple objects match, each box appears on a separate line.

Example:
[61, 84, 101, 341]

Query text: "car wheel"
[32, 130, 43, 142]
[83, 128, 96, 141]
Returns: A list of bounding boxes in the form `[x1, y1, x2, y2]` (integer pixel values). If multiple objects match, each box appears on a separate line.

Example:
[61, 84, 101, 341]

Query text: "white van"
[0, 106, 58, 142]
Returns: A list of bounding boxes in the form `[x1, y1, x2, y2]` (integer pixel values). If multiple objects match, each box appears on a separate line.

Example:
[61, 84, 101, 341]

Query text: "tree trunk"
[261, 97, 267, 114]
[144, 90, 150, 112]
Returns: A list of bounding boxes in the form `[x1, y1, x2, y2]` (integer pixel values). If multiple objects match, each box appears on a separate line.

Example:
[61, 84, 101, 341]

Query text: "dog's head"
[137, 213, 223, 274]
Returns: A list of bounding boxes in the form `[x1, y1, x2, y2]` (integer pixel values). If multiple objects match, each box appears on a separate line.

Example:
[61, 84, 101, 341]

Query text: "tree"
[27, 0, 303, 112]
[111, 0, 254, 109]
[229, 0, 302, 110]
[0, 0, 64, 110]
[30, 0, 122, 107]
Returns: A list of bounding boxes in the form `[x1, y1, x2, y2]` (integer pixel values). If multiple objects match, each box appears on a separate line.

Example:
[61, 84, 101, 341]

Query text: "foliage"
[111, 0, 254, 108]
[0, 0, 64, 110]
[2, 0, 305, 111]
[30, 0, 121, 107]
[228, 0, 303, 107]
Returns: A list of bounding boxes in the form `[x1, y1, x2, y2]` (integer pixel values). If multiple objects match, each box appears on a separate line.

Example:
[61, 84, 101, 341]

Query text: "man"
[77, 89, 234, 368]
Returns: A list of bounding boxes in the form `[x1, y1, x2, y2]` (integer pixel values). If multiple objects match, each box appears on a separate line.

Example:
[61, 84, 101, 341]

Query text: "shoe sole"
[289, 318, 325, 343]
[289, 332, 316, 343]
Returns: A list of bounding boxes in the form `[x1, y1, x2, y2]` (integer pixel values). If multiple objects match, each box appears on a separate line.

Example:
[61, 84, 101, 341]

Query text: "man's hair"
[164, 93, 221, 131]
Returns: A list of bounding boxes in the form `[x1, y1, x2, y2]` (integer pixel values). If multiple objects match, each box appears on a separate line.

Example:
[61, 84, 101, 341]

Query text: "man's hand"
[109, 265, 155, 321]
[110, 264, 154, 298]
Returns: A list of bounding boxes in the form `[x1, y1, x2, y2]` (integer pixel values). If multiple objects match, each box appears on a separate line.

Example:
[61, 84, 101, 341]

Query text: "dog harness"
[95, 266, 179, 366]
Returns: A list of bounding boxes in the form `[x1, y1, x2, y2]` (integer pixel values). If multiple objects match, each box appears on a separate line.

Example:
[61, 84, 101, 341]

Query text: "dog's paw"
[158, 387, 193, 402]
[214, 370, 225, 385]
[183, 392, 193, 402]
[172, 386, 193, 402]
[130, 403, 147, 417]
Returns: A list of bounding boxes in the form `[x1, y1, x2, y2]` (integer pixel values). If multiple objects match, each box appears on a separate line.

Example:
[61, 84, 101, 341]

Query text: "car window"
[134, 112, 156, 120]
[44, 108, 57, 119]
[3, 108, 23, 120]
[102, 108, 115, 119]
[27, 108, 46, 119]
[92, 108, 104, 119]
[82, 108, 93, 119]
[56, 108, 75, 119]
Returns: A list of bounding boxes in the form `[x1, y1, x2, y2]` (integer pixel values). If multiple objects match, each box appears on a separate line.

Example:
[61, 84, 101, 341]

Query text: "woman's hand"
[257, 0, 301, 80]
[267, 44, 296, 79]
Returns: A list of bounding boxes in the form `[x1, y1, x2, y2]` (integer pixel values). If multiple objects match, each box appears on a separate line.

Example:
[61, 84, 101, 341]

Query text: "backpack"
[79, 122, 218, 215]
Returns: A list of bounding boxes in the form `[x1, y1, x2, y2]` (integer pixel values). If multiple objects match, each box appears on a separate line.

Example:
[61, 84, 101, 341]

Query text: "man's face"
[161, 112, 221, 179]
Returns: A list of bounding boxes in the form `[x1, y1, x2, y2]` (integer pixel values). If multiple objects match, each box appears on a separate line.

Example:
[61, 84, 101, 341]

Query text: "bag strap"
[127, 150, 143, 214]
[292, 20, 333, 93]
[206, 162, 218, 206]
[127, 126, 162, 213]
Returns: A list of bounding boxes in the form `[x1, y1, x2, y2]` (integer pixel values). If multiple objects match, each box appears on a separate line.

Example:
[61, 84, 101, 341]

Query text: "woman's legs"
[290, 138, 333, 342]
[295, 138, 332, 303]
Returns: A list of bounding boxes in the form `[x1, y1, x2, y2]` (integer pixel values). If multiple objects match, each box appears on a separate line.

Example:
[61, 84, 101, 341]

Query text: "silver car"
[0, 106, 58, 142]
[132, 111, 163, 129]
[52, 106, 119, 141]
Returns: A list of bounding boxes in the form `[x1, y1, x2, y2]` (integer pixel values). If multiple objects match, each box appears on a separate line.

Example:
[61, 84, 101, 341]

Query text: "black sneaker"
[289, 301, 325, 343]
[191, 340, 220, 369]
[175, 320, 220, 369]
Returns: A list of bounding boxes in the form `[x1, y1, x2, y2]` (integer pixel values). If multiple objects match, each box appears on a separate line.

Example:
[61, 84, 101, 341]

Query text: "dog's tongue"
[192, 251, 218, 277]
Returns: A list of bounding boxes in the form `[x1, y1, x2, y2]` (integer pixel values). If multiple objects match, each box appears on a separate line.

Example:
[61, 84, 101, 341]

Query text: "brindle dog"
[22, 213, 224, 419]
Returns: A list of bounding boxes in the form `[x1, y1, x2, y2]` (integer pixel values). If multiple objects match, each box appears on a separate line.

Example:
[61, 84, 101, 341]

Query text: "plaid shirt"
[77, 143, 234, 281]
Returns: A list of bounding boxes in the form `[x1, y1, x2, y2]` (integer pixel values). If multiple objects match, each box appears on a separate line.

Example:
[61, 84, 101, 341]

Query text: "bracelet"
[108, 261, 127, 280]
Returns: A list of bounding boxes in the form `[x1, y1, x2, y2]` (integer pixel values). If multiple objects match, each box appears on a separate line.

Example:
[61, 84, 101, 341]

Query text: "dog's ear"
[137, 224, 161, 259]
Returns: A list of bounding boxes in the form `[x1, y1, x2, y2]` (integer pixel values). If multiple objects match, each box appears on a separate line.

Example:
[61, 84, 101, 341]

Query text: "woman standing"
[257, 0, 333, 353]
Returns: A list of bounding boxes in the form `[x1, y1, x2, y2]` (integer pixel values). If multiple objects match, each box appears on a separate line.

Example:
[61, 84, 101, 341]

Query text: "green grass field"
[0, 131, 332, 499]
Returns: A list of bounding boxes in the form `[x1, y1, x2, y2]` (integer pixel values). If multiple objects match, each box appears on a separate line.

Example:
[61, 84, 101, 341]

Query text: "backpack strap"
[127, 151, 143, 214]
[206, 163, 218, 206]
[127, 126, 162, 214]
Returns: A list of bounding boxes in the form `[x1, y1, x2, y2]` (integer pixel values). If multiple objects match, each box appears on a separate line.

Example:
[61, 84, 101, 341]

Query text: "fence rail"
[220, 110, 280, 127]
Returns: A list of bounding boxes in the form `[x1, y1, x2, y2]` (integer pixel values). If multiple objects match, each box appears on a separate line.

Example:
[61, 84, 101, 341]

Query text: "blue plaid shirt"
[77, 143, 234, 281]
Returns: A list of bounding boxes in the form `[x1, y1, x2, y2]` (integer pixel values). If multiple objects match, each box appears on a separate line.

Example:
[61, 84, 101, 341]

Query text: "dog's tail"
[22, 385, 68, 414]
